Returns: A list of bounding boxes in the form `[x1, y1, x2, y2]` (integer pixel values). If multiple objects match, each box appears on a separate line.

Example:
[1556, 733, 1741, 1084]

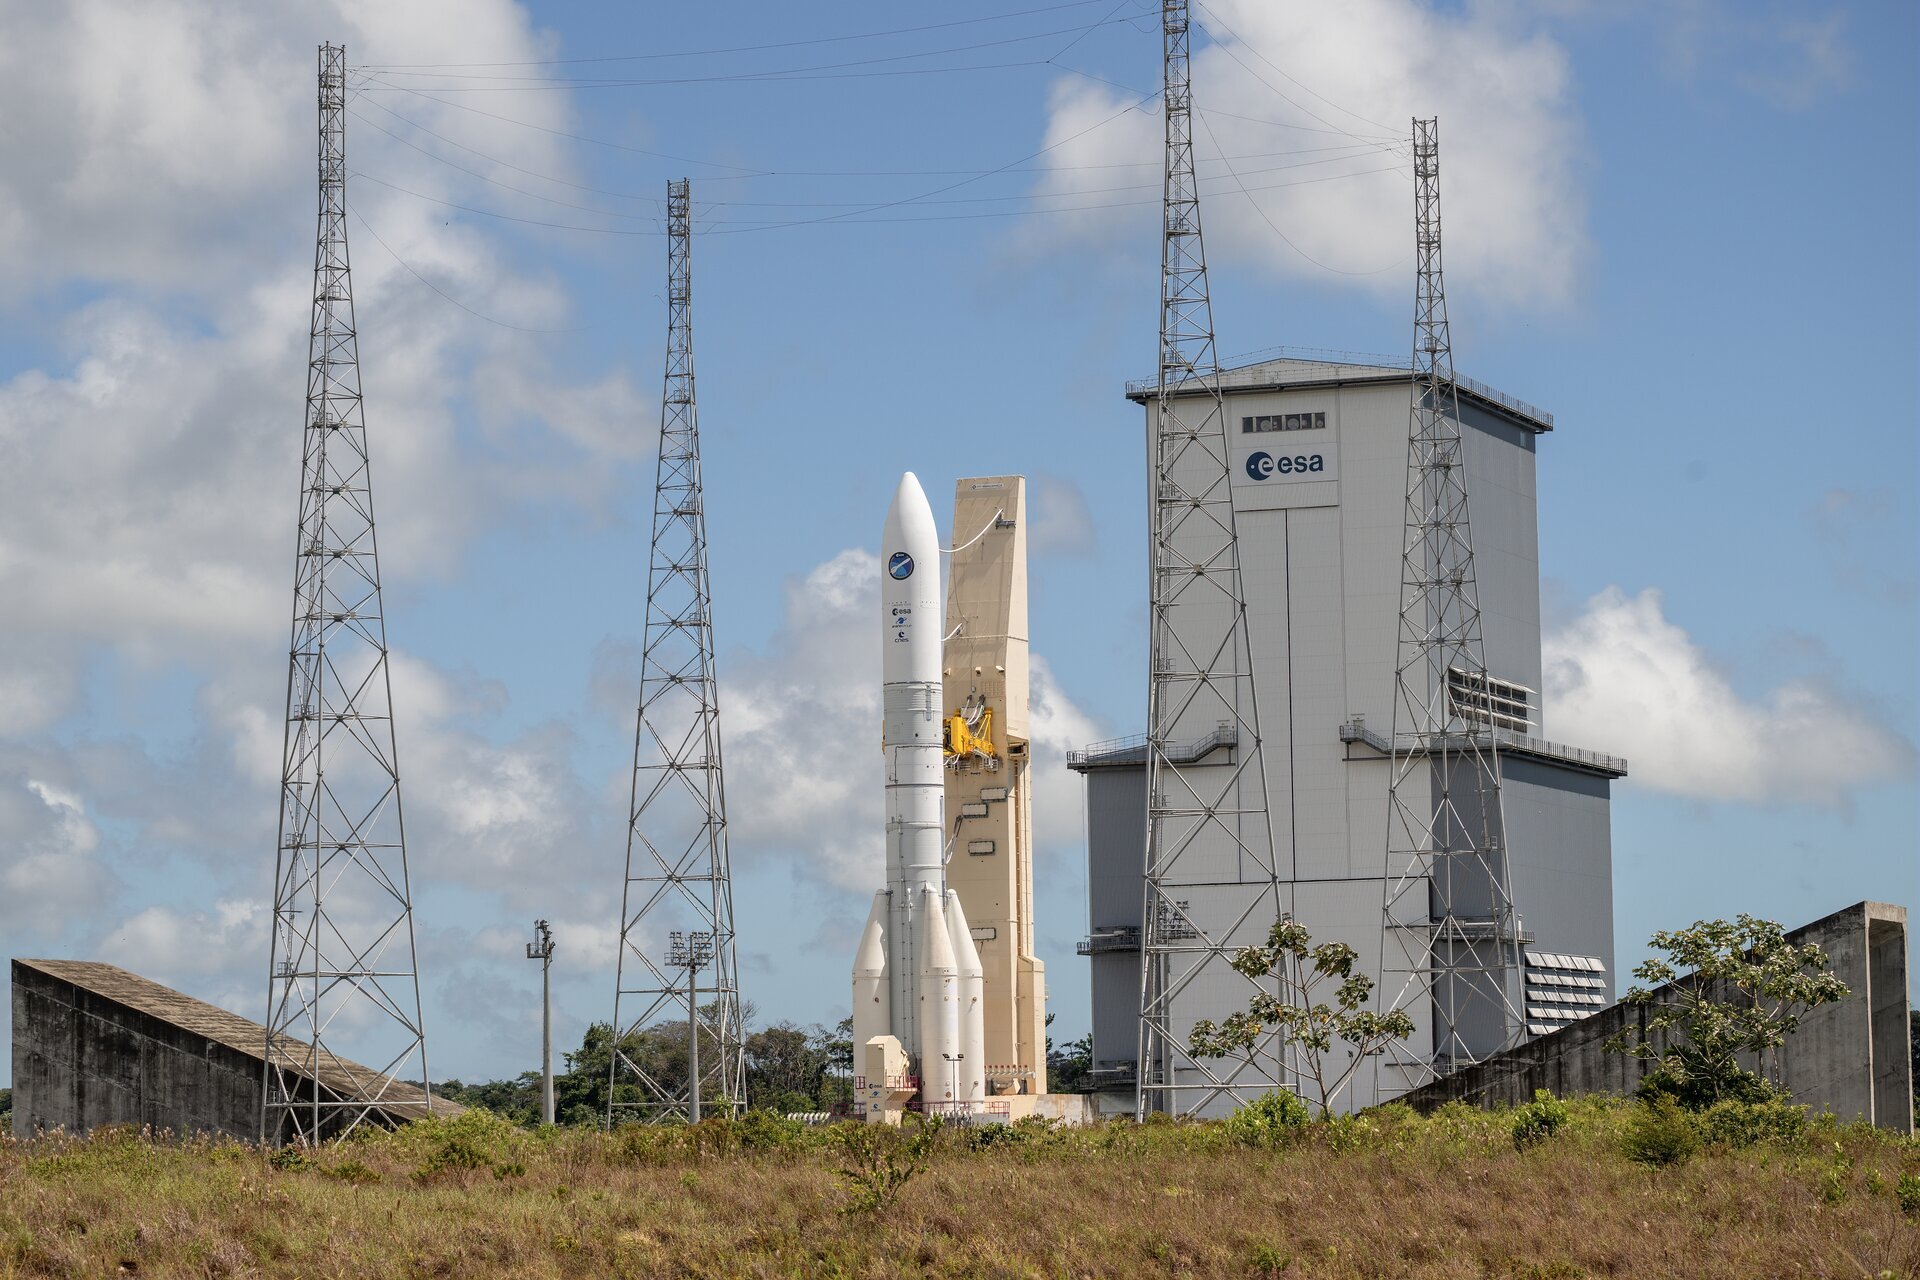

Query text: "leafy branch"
[1188, 917, 1414, 1117]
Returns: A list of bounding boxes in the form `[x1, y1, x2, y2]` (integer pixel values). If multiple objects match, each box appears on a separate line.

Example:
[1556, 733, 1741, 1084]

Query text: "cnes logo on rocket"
[1245, 449, 1325, 480]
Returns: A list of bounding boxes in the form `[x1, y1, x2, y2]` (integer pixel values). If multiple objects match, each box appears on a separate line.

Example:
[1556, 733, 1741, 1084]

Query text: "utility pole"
[1377, 117, 1525, 1097]
[668, 931, 714, 1123]
[525, 920, 556, 1125]
[263, 42, 429, 1145]
[609, 179, 745, 1125]
[1136, 0, 1286, 1119]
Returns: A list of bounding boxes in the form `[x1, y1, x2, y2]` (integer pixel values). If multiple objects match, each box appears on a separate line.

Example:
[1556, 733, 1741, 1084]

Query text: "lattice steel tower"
[1378, 117, 1525, 1093]
[1136, 0, 1286, 1119]
[609, 179, 745, 1124]
[264, 43, 430, 1144]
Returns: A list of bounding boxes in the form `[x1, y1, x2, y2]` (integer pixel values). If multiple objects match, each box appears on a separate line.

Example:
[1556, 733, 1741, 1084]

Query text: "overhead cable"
[357, 0, 1131, 69]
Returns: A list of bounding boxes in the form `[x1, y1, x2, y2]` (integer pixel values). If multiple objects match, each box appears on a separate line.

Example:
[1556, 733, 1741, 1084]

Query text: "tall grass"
[0, 1097, 1911, 1278]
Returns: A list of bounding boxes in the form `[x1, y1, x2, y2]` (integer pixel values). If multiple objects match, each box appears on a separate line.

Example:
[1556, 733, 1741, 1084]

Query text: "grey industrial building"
[1071, 352, 1628, 1107]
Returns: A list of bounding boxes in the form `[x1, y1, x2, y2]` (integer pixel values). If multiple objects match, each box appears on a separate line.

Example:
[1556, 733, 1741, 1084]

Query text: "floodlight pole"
[526, 919, 556, 1125]
[669, 930, 714, 1123]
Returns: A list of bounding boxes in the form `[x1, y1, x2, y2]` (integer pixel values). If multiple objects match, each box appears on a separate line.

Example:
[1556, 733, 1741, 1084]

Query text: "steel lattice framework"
[263, 43, 430, 1145]
[1136, 0, 1287, 1120]
[1377, 117, 1525, 1094]
[609, 179, 745, 1125]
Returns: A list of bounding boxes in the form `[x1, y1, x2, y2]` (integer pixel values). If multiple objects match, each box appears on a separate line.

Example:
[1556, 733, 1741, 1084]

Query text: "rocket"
[852, 473, 986, 1115]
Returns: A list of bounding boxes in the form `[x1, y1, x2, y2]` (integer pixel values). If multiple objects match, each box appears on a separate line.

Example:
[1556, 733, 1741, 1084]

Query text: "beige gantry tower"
[941, 476, 1048, 1098]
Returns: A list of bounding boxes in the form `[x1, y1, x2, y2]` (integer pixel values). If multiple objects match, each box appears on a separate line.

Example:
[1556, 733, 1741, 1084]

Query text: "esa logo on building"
[1245, 450, 1326, 481]
[887, 552, 915, 580]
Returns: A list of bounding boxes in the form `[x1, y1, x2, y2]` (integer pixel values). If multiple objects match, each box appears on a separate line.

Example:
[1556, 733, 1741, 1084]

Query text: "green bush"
[1697, 1098, 1808, 1149]
[734, 1109, 808, 1152]
[1896, 1173, 1920, 1217]
[1511, 1090, 1570, 1150]
[1620, 1094, 1699, 1167]
[266, 1145, 316, 1173]
[1222, 1090, 1310, 1148]
[321, 1158, 379, 1185]
[963, 1116, 1060, 1152]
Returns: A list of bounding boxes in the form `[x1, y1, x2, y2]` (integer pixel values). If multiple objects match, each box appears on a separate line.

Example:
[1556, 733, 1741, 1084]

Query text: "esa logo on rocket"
[1245, 449, 1325, 480]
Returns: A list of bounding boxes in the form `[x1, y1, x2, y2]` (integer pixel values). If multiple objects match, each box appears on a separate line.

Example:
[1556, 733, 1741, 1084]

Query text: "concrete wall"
[1398, 901, 1913, 1131]
[12, 961, 260, 1139]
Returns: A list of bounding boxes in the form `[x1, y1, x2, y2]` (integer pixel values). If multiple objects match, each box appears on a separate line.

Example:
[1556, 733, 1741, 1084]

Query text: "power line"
[1194, 109, 1406, 277]
[351, 156, 1402, 236]
[350, 95, 669, 204]
[351, 79, 768, 172]
[348, 108, 665, 222]
[347, 202, 594, 332]
[1190, 0, 1399, 134]
[359, 0, 1130, 69]
[1190, 12, 1406, 151]
[353, 16, 1144, 90]
[368, 83, 1379, 182]
[358, 59, 1056, 94]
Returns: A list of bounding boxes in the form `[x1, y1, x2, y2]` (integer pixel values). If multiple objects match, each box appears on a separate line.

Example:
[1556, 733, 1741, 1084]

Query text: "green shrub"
[836, 1118, 940, 1215]
[1896, 1173, 1920, 1217]
[963, 1116, 1060, 1152]
[321, 1158, 379, 1185]
[1511, 1090, 1570, 1150]
[266, 1145, 316, 1173]
[734, 1109, 808, 1152]
[1248, 1242, 1292, 1274]
[1620, 1094, 1698, 1167]
[1635, 1066, 1780, 1112]
[1320, 1112, 1379, 1154]
[1697, 1098, 1808, 1149]
[1222, 1091, 1310, 1148]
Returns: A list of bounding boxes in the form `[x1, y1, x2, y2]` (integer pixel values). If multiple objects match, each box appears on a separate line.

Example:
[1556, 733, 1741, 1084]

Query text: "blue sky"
[0, 0, 1913, 1087]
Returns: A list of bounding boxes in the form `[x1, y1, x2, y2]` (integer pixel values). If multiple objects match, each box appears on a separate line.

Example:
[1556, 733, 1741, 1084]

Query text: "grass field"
[1, 1098, 1913, 1279]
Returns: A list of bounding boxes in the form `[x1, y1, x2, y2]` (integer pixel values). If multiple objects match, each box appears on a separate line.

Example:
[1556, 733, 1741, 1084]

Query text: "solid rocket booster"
[852, 473, 985, 1110]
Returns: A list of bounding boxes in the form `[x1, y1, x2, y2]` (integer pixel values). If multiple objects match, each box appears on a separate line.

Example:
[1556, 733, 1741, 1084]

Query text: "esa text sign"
[1230, 436, 1338, 509]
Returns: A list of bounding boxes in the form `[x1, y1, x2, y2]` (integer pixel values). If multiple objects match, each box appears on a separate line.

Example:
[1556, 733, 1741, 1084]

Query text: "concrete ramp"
[11, 958, 460, 1141]
[1398, 901, 1911, 1131]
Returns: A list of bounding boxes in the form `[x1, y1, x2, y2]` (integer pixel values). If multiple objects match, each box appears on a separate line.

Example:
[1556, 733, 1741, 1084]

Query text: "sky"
[0, 0, 1914, 1088]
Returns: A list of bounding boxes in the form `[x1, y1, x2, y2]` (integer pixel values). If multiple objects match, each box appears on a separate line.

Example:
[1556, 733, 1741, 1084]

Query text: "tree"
[1044, 1012, 1093, 1094]
[435, 1074, 540, 1125]
[745, 1021, 830, 1112]
[1188, 916, 1414, 1117]
[1604, 914, 1849, 1108]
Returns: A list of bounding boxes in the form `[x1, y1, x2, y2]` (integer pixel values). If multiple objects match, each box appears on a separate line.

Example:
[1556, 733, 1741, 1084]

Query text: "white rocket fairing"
[852, 473, 986, 1114]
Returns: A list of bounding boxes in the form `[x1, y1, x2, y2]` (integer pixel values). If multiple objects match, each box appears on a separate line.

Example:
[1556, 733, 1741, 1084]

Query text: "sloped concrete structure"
[1399, 902, 1912, 1131]
[11, 958, 458, 1140]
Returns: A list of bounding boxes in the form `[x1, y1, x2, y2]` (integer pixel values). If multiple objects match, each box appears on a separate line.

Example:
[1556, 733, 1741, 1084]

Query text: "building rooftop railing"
[1125, 347, 1554, 429]
[1066, 721, 1237, 770]
[1338, 719, 1627, 777]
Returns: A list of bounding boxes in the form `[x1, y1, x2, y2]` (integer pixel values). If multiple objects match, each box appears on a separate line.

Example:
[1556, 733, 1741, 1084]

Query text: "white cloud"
[1028, 0, 1587, 308]
[0, 774, 114, 939]
[1543, 587, 1915, 807]
[1028, 474, 1097, 559]
[0, 0, 653, 732]
[724, 548, 1101, 892]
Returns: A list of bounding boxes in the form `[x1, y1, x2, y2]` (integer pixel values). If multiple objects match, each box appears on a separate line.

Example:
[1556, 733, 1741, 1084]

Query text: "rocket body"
[854, 473, 985, 1113]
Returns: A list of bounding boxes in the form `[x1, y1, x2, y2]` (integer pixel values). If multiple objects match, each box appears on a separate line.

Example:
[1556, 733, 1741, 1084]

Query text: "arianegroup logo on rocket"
[1245, 449, 1326, 481]
[887, 551, 915, 580]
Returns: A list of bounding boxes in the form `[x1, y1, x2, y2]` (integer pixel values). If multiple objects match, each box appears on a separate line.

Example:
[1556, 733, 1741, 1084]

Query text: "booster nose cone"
[882, 471, 942, 689]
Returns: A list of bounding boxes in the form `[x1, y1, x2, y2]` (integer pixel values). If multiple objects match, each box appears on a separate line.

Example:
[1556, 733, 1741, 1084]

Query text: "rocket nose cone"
[882, 471, 939, 563]
[894, 471, 926, 507]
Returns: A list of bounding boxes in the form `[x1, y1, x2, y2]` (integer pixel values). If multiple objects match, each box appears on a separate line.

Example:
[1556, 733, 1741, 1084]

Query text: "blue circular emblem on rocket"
[888, 552, 915, 580]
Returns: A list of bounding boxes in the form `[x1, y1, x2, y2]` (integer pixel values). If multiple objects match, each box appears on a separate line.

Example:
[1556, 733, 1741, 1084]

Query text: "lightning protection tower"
[609, 179, 746, 1125]
[1136, 0, 1286, 1120]
[1377, 117, 1525, 1094]
[264, 43, 431, 1144]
